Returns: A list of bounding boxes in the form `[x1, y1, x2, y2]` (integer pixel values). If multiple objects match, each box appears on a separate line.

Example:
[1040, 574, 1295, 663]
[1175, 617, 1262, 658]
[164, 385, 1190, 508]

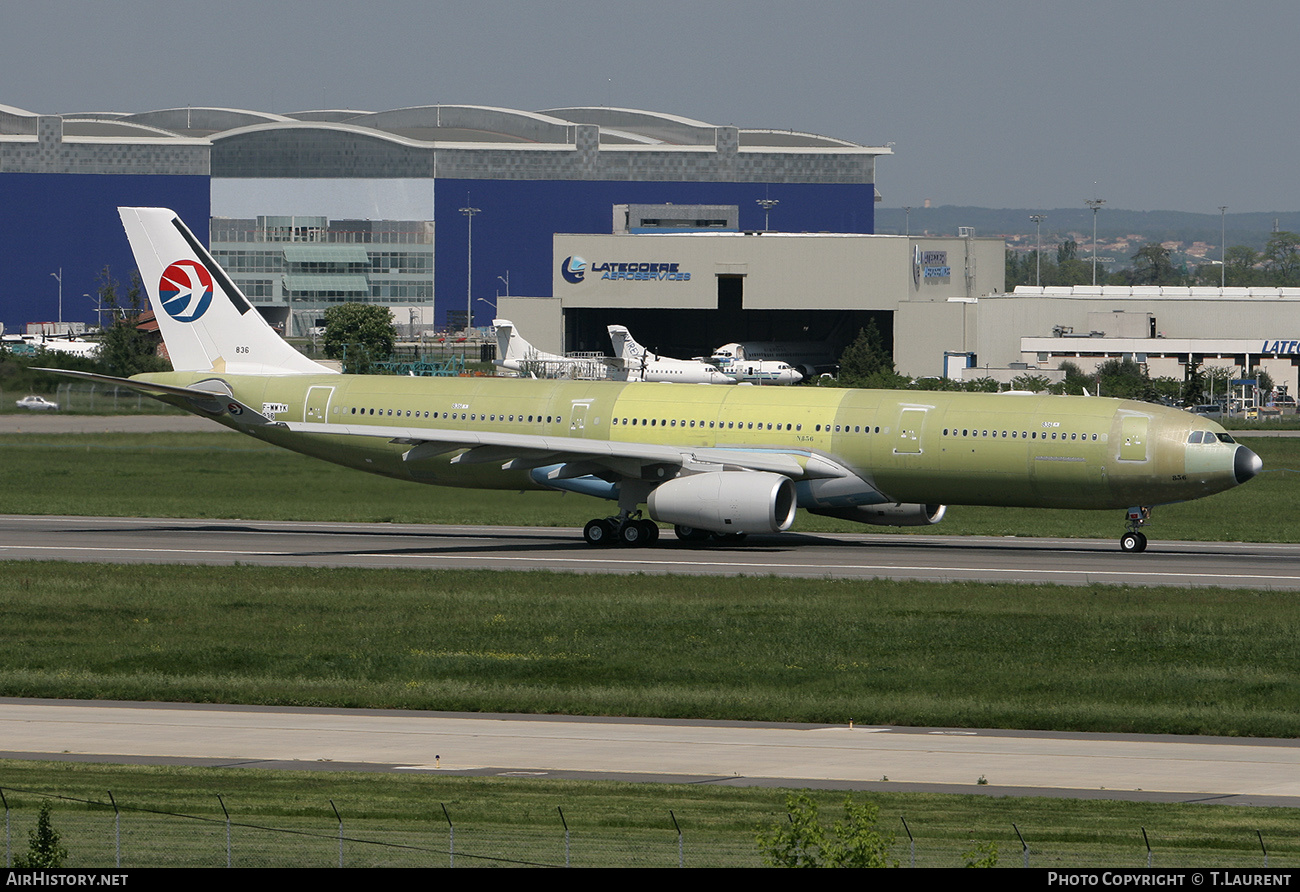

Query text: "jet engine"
[648, 471, 797, 534]
[807, 503, 947, 527]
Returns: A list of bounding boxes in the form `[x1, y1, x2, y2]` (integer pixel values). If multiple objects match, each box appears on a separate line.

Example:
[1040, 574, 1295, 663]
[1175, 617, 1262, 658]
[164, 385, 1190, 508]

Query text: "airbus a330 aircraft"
[53, 207, 1262, 552]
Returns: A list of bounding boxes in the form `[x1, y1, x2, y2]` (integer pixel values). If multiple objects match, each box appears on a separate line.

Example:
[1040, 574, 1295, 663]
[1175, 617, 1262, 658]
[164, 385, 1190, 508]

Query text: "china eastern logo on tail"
[159, 260, 213, 322]
[561, 255, 586, 284]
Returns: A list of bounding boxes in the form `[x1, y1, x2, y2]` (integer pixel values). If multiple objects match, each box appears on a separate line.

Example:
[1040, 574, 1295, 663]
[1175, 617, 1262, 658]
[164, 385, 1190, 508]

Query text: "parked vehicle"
[15, 395, 59, 411]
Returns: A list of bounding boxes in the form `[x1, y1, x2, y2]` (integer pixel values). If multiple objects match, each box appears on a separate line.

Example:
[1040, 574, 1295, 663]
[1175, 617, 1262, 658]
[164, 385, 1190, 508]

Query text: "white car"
[15, 395, 59, 411]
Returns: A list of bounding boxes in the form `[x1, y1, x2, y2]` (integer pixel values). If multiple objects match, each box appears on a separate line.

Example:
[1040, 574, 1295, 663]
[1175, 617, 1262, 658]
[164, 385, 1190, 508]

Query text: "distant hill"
[874, 206, 1300, 251]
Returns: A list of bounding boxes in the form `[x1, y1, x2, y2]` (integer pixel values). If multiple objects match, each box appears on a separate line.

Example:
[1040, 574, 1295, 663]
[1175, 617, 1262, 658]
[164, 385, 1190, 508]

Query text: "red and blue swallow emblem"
[159, 260, 213, 322]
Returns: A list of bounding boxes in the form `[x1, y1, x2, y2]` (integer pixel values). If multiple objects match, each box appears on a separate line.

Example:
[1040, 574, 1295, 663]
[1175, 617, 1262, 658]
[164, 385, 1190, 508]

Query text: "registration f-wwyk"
[58, 208, 1261, 552]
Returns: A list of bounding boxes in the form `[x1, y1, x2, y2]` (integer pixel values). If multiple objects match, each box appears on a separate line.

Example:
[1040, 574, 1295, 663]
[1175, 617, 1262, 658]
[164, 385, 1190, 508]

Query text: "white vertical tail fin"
[119, 207, 333, 375]
[494, 318, 528, 365]
[607, 324, 649, 363]
[493, 318, 564, 367]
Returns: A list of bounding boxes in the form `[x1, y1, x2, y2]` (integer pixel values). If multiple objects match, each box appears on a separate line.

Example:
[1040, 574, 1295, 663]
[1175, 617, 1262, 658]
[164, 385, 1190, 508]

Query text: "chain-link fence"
[0, 790, 760, 868]
[3, 384, 184, 415]
[50, 383, 183, 414]
[0, 788, 1293, 868]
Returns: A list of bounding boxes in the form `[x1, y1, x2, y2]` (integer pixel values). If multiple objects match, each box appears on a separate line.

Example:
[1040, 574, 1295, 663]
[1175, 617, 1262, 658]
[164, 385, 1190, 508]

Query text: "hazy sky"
[4, 0, 1296, 213]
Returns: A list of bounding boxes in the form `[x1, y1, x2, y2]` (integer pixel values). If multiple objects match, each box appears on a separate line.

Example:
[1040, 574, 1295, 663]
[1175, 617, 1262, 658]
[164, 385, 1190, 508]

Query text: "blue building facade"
[0, 173, 209, 329]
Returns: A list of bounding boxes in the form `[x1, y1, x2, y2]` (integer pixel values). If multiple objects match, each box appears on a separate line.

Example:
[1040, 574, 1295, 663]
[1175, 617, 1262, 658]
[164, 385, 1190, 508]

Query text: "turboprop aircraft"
[51, 207, 1262, 553]
[712, 356, 804, 386]
[607, 325, 738, 385]
[493, 318, 614, 380]
[712, 340, 835, 379]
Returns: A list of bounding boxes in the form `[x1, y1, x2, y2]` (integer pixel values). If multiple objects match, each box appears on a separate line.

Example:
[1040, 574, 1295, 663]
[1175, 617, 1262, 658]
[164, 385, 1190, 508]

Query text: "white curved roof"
[1, 101, 879, 150]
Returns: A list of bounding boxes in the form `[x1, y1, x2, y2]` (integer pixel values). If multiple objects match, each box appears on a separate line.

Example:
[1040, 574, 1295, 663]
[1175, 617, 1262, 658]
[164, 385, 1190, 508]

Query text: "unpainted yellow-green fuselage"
[139, 371, 1242, 511]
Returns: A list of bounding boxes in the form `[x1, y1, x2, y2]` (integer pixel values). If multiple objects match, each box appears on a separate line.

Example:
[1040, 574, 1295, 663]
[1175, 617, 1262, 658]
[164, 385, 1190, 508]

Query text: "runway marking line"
[3, 542, 1299, 586]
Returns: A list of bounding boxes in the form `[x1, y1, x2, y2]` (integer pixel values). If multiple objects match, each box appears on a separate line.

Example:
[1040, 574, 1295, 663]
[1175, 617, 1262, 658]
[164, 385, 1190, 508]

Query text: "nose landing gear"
[1120, 506, 1151, 553]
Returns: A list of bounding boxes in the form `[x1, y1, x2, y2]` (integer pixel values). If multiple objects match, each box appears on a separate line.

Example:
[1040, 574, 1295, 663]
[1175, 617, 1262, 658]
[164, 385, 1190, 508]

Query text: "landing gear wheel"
[638, 519, 660, 545]
[619, 520, 648, 547]
[674, 525, 713, 543]
[584, 518, 616, 547]
[1120, 531, 1148, 553]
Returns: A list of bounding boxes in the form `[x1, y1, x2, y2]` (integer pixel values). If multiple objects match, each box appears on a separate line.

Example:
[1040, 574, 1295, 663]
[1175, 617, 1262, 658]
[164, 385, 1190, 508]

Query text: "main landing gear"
[583, 510, 660, 548]
[1120, 506, 1152, 553]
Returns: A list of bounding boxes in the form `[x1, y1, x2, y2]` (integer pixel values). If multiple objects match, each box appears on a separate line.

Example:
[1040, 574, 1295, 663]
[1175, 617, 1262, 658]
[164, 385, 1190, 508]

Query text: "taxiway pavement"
[2, 698, 1297, 806]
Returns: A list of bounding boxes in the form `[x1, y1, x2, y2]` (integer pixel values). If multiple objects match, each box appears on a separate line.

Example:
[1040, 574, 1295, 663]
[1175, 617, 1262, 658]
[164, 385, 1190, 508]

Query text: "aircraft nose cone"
[1234, 445, 1263, 485]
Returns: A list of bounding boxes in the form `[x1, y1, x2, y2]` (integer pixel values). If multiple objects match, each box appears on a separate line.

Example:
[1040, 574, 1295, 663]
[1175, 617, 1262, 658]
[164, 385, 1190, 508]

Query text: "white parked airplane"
[711, 340, 834, 378]
[608, 325, 737, 385]
[493, 318, 614, 380]
[711, 357, 804, 386]
[2, 333, 100, 358]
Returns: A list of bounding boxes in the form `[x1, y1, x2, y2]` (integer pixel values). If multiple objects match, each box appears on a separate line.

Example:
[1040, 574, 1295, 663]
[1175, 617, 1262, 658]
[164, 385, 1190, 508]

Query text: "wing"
[282, 419, 857, 485]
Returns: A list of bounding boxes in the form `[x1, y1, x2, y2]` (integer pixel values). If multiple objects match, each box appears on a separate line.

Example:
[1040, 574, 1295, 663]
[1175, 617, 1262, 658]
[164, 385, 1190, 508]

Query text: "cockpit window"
[1215, 432, 1236, 444]
[1187, 431, 1204, 444]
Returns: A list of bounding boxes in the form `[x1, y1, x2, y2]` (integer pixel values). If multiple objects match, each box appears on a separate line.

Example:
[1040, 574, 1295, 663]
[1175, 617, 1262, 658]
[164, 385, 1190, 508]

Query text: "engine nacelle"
[648, 471, 797, 534]
[807, 503, 947, 527]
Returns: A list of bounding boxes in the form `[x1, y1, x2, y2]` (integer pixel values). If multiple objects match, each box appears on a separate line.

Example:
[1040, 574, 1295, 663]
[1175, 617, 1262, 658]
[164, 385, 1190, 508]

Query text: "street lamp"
[902, 206, 912, 237]
[756, 198, 779, 231]
[50, 268, 63, 327]
[497, 272, 509, 297]
[459, 203, 481, 333]
[1029, 214, 1046, 287]
[1219, 206, 1228, 288]
[1085, 198, 1106, 285]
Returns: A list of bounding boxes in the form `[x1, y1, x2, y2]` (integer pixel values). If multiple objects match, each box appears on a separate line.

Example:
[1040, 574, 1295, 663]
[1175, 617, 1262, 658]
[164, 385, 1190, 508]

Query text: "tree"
[1255, 368, 1275, 396]
[1223, 245, 1262, 286]
[97, 267, 170, 376]
[14, 802, 67, 868]
[1095, 357, 1154, 401]
[837, 322, 905, 388]
[1262, 231, 1300, 286]
[1009, 373, 1051, 393]
[756, 794, 896, 868]
[1129, 243, 1180, 286]
[1055, 360, 1095, 396]
[1182, 361, 1206, 405]
[1202, 365, 1235, 405]
[323, 304, 396, 373]
[962, 376, 1001, 393]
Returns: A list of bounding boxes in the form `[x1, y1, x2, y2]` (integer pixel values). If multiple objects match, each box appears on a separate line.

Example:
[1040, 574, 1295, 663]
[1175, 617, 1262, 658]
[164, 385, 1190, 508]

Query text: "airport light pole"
[1085, 199, 1105, 285]
[902, 206, 912, 237]
[497, 272, 509, 297]
[50, 268, 62, 327]
[757, 198, 778, 231]
[1029, 214, 1046, 286]
[1219, 206, 1228, 288]
[459, 204, 480, 333]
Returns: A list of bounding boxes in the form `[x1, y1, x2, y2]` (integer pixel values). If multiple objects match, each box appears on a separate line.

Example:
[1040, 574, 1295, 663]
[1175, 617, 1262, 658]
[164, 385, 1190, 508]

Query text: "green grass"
[3, 563, 1299, 736]
[0, 761, 1295, 868]
[0, 432, 1297, 540]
